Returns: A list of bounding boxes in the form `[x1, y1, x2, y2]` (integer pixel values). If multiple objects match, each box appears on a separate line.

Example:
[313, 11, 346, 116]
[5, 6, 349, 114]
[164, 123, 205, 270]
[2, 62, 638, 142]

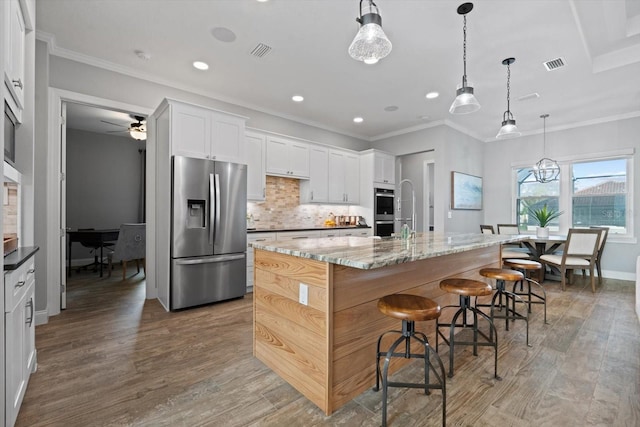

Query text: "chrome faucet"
[396, 179, 416, 235]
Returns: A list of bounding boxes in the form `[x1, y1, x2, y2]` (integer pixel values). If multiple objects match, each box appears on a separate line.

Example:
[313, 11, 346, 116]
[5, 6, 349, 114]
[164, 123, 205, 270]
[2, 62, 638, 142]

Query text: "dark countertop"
[248, 226, 371, 233]
[4, 246, 39, 271]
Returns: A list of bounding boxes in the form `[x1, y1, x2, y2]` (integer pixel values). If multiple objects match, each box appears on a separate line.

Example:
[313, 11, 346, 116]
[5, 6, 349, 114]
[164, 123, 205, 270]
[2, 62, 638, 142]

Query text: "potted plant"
[527, 203, 563, 238]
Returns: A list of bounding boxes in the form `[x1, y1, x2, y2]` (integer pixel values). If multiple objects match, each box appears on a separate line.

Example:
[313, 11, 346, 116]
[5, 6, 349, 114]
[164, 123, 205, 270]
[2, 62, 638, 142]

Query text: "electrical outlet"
[299, 283, 309, 306]
[448, 211, 452, 219]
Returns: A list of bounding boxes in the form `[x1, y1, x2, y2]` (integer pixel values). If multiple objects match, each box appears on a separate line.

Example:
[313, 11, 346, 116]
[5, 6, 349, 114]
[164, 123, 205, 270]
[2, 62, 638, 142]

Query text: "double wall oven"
[374, 188, 395, 237]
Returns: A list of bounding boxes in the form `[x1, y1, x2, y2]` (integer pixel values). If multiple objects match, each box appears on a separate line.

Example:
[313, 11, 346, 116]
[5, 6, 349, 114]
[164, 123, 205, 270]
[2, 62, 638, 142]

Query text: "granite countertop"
[4, 246, 39, 271]
[248, 226, 371, 233]
[251, 233, 525, 270]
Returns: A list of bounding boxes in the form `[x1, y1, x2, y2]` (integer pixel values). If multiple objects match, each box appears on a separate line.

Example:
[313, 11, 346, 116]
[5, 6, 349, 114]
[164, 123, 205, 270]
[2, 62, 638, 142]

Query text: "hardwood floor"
[15, 269, 640, 427]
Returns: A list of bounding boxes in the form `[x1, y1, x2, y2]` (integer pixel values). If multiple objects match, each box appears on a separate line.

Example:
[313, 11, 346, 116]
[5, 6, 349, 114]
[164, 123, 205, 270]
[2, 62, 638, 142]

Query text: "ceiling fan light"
[348, 5, 392, 64]
[496, 118, 521, 139]
[449, 86, 480, 114]
[129, 124, 146, 141]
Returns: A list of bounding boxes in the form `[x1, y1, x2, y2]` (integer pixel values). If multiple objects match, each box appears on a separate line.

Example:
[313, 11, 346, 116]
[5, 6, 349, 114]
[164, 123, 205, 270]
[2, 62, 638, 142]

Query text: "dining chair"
[108, 223, 146, 280]
[589, 226, 609, 284]
[539, 228, 603, 292]
[480, 225, 495, 234]
[496, 224, 530, 259]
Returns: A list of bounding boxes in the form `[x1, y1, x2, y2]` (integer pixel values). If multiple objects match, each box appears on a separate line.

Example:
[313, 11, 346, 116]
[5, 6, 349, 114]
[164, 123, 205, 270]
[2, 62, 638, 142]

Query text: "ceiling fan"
[101, 115, 147, 140]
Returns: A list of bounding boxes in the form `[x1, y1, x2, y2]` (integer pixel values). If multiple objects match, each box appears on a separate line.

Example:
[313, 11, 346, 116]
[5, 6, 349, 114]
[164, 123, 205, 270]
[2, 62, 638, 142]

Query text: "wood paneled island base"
[252, 235, 510, 415]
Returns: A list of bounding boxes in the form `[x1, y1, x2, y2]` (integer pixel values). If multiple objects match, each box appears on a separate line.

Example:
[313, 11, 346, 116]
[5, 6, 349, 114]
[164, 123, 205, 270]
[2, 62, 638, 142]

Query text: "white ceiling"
[37, 0, 640, 142]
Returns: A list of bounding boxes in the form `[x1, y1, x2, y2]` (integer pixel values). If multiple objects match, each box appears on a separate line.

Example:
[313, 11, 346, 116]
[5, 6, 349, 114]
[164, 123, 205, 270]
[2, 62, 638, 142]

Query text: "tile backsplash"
[247, 176, 354, 229]
[3, 182, 18, 235]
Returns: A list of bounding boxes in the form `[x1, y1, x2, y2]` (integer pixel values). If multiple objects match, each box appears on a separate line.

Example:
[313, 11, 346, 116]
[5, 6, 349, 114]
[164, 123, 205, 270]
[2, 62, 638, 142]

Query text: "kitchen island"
[251, 232, 523, 415]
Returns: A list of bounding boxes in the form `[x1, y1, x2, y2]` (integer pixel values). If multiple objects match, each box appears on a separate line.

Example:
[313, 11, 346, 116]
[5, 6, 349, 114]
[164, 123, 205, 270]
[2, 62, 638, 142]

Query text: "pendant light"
[533, 114, 560, 182]
[496, 57, 521, 139]
[449, 3, 480, 114]
[348, 0, 392, 65]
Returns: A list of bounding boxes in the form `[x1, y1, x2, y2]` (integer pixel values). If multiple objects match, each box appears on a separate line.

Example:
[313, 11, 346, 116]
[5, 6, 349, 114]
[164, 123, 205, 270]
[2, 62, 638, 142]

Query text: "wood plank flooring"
[15, 269, 640, 426]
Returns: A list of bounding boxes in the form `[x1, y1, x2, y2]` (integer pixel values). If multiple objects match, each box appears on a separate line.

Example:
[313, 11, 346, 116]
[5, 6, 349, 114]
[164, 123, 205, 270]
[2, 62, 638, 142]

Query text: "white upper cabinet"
[300, 145, 328, 203]
[374, 151, 395, 185]
[328, 149, 360, 204]
[244, 131, 266, 201]
[169, 100, 246, 163]
[4, 0, 26, 118]
[265, 136, 309, 179]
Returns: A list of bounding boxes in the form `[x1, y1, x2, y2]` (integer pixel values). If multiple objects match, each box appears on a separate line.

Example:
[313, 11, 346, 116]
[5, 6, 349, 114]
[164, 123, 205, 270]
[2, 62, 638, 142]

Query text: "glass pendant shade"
[496, 118, 520, 139]
[348, 14, 392, 63]
[449, 85, 480, 114]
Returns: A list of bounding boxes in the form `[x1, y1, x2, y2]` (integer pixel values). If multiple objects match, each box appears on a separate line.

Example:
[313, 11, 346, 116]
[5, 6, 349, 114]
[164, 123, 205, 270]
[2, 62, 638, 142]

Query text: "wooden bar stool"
[436, 278, 500, 380]
[374, 294, 446, 427]
[476, 268, 530, 347]
[503, 258, 548, 325]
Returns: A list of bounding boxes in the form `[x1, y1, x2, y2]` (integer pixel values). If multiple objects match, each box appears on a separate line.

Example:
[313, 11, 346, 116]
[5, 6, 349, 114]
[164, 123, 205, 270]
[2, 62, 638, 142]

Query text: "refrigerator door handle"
[214, 173, 221, 244]
[209, 173, 215, 246]
[174, 254, 245, 265]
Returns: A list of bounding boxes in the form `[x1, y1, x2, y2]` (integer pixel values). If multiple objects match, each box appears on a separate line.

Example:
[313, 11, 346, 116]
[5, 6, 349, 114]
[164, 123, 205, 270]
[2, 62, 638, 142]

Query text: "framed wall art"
[451, 171, 483, 210]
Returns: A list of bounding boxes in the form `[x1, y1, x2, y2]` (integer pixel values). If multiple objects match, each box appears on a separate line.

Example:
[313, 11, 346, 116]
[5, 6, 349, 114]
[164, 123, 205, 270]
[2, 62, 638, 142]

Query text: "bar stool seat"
[503, 258, 548, 324]
[436, 278, 500, 380]
[477, 268, 530, 347]
[374, 294, 446, 427]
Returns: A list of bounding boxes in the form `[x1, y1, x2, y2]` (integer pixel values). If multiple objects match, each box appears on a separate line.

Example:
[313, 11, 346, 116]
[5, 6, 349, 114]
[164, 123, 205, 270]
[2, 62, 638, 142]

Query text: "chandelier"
[533, 114, 559, 183]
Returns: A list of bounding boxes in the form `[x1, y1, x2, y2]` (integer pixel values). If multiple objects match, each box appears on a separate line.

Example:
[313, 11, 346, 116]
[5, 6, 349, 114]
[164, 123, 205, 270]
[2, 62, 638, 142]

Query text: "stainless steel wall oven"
[374, 188, 395, 237]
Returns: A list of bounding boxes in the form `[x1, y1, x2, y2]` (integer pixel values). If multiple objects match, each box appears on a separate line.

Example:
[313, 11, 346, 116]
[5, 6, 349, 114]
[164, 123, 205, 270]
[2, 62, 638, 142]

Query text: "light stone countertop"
[250, 232, 526, 270]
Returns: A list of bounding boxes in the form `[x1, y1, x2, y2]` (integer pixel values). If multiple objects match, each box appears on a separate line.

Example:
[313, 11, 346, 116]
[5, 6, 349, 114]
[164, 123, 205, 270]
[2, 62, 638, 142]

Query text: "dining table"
[516, 234, 567, 281]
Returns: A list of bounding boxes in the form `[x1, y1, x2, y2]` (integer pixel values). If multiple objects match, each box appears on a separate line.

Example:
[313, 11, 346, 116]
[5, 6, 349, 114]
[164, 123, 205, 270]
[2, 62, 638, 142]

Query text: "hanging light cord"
[504, 62, 512, 121]
[358, 0, 378, 19]
[462, 14, 467, 88]
[542, 114, 546, 154]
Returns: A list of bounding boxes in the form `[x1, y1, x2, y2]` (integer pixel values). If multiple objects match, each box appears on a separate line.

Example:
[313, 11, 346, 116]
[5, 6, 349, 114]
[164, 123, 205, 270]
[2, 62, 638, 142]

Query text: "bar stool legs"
[503, 259, 548, 325]
[374, 319, 446, 427]
[436, 278, 500, 380]
[373, 294, 446, 427]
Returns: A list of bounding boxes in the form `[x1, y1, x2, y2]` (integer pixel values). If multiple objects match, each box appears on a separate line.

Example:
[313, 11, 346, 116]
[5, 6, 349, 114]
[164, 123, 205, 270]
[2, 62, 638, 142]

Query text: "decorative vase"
[536, 226, 549, 238]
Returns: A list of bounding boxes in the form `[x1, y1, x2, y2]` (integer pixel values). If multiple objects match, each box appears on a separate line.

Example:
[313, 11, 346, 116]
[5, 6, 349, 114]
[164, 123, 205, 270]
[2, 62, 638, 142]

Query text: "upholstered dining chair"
[539, 228, 603, 292]
[480, 225, 495, 234]
[108, 223, 146, 280]
[589, 226, 609, 284]
[495, 224, 530, 259]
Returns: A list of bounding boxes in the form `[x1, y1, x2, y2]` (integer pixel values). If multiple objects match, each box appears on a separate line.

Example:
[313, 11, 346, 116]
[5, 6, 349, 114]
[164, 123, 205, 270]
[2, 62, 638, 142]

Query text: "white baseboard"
[602, 269, 635, 281]
[35, 310, 48, 325]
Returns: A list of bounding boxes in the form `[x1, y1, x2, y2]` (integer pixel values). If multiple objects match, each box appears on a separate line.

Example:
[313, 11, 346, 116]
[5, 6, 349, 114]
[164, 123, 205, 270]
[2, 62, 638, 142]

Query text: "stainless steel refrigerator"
[170, 155, 247, 310]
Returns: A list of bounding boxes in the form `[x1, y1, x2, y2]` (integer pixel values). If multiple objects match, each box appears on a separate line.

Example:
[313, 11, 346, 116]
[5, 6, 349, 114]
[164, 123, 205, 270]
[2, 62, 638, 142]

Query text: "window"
[516, 168, 560, 231]
[513, 154, 633, 238]
[572, 159, 627, 234]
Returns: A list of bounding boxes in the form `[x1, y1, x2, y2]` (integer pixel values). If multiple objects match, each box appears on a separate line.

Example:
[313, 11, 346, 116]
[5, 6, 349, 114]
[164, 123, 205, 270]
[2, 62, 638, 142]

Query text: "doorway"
[46, 89, 154, 317]
[397, 150, 435, 234]
[62, 102, 147, 307]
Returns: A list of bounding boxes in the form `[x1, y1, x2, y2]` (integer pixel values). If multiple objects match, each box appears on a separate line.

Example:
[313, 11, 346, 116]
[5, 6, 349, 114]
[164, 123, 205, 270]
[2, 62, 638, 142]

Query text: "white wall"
[483, 116, 640, 276]
[65, 128, 143, 261]
[371, 124, 485, 233]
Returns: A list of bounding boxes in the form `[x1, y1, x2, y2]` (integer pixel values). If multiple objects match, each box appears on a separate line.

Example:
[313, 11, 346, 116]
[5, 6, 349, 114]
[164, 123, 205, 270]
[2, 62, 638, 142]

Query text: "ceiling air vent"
[250, 43, 272, 58]
[543, 57, 565, 71]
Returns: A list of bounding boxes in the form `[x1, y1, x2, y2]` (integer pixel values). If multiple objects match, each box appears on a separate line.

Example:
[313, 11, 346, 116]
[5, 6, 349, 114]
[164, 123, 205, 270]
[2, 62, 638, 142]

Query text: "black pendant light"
[348, 0, 392, 65]
[496, 57, 521, 139]
[449, 3, 480, 114]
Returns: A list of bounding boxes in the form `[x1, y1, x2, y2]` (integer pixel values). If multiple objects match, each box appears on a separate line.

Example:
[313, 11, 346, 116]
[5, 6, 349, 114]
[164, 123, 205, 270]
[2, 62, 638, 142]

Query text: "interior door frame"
[46, 88, 154, 317]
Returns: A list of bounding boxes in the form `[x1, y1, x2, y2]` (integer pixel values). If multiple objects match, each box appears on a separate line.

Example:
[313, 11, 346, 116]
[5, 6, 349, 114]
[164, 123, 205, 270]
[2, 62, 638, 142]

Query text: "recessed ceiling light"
[211, 27, 237, 43]
[353, 117, 364, 123]
[418, 115, 430, 121]
[134, 50, 151, 60]
[193, 61, 209, 70]
[425, 91, 439, 99]
[384, 106, 399, 112]
[292, 95, 304, 102]
[256, 0, 269, 2]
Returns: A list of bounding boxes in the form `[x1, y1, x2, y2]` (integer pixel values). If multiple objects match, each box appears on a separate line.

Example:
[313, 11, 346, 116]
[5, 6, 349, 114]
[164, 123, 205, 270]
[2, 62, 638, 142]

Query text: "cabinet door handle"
[16, 280, 26, 288]
[263, 188, 266, 198]
[12, 79, 23, 89]
[25, 298, 34, 327]
[310, 191, 314, 201]
[27, 268, 35, 275]
[254, 239, 267, 242]
[292, 236, 309, 239]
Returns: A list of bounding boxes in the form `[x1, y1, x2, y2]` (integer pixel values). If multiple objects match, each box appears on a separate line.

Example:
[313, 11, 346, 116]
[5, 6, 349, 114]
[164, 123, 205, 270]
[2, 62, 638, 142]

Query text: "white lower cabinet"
[4, 257, 36, 427]
[246, 233, 276, 292]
